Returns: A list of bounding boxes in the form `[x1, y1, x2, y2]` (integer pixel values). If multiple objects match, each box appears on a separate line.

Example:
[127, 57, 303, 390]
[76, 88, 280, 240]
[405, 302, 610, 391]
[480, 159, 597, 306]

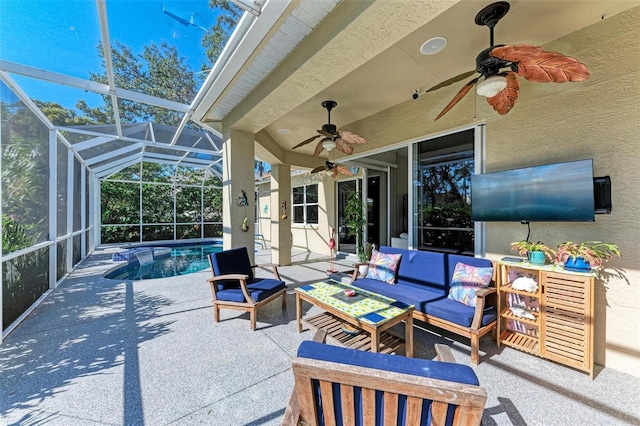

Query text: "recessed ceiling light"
[277, 128, 289, 134]
[420, 36, 447, 55]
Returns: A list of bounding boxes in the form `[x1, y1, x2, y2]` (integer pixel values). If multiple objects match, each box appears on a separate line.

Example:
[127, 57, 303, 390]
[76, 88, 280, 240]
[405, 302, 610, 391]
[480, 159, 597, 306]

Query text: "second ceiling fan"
[432, 1, 591, 120]
[292, 100, 367, 157]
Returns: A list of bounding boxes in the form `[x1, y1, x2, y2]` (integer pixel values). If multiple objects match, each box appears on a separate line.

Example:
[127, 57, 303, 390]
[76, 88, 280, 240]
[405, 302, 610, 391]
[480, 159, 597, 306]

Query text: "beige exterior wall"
[257, 6, 638, 376]
[340, 7, 640, 377]
[289, 174, 336, 258]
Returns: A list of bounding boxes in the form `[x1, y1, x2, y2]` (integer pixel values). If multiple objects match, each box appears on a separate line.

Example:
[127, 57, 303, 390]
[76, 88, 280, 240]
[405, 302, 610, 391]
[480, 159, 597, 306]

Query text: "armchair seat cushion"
[216, 278, 286, 303]
[297, 340, 479, 386]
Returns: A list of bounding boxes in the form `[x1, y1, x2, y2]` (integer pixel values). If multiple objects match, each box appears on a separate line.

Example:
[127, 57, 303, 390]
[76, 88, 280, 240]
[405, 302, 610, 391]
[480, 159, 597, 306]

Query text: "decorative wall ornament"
[281, 201, 287, 220]
[236, 190, 248, 207]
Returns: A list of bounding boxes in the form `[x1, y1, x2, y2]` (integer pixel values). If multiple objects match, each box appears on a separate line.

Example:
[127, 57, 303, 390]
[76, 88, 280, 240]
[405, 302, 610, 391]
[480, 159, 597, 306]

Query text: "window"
[293, 184, 318, 225]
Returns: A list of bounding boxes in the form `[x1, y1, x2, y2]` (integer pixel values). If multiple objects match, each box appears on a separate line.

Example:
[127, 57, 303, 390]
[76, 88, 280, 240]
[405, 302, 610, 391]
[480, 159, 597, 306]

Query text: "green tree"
[1, 101, 49, 252]
[201, 0, 244, 70]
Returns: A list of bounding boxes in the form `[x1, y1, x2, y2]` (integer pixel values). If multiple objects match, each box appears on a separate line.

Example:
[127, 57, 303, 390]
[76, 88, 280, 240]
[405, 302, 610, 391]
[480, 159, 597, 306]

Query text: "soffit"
[193, 0, 638, 164]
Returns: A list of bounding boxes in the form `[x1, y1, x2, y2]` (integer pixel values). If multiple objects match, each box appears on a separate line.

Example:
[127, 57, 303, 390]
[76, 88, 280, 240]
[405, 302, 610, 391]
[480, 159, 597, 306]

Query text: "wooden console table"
[496, 260, 595, 378]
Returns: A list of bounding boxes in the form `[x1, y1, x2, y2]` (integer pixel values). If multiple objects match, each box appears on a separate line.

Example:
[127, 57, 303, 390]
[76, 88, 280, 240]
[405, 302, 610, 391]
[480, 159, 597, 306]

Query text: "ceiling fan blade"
[335, 138, 355, 155]
[319, 129, 335, 138]
[292, 134, 321, 150]
[335, 165, 354, 176]
[492, 45, 590, 83]
[312, 139, 325, 157]
[486, 71, 520, 115]
[434, 77, 480, 121]
[310, 165, 326, 174]
[426, 70, 477, 93]
[338, 130, 367, 145]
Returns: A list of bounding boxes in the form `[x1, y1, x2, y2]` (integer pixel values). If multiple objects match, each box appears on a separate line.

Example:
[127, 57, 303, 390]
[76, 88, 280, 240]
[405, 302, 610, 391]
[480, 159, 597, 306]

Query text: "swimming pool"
[105, 242, 223, 280]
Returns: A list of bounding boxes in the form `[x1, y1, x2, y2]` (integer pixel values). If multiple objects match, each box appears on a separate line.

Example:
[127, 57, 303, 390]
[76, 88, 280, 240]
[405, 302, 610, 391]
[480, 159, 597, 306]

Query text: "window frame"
[292, 183, 319, 226]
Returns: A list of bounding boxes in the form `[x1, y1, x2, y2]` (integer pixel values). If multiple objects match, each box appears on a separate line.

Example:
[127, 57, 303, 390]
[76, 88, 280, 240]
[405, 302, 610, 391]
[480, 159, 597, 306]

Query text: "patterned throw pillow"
[366, 249, 402, 284]
[447, 262, 493, 307]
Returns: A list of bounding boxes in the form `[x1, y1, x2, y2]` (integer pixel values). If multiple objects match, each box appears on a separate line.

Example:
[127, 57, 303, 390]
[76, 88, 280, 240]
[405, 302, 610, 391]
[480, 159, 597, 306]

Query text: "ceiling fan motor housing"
[321, 123, 338, 136]
[476, 45, 510, 77]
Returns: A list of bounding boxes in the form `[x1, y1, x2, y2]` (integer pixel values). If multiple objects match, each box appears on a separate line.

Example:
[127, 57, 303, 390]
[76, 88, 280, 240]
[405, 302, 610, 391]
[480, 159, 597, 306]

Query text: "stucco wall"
[290, 174, 336, 257]
[345, 6, 640, 377]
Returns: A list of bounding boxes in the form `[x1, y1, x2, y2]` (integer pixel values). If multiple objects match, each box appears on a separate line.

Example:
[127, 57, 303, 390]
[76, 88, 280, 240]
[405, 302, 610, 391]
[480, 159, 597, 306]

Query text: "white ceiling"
[193, 0, 638, 164]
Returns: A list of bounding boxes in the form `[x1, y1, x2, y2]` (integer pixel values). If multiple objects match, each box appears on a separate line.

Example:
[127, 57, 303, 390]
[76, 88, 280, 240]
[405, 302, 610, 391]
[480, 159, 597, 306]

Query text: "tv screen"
[471, 159, 595, 222]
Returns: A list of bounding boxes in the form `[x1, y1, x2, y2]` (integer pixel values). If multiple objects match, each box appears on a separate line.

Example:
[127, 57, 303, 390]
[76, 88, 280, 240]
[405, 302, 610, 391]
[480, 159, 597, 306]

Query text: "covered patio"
[2, 0, 640, 423]
[1, 247, 638, 425]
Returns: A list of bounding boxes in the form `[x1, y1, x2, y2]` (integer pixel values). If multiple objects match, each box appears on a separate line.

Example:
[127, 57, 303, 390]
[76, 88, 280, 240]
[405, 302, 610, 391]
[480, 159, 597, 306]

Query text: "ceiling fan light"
[322, 139, 336, 151]
[476, 75, 508, 97]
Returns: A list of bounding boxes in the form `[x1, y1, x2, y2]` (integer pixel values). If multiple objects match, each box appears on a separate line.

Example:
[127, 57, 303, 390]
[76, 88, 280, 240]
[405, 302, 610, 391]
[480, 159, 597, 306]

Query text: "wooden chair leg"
[282, 291, 287, 310]
[213, 304, 220, 323]
[250, 308, 256, 331]
[470, 334, 479, 365]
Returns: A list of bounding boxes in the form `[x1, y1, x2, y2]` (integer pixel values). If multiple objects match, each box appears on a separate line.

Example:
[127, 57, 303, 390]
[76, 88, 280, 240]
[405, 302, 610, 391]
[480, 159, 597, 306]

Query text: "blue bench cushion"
[380, 247, 448, 291]
[424, 298, 497, 328]
[298, 340, 479, 384]
[352, 278, 444, 312]
[215, 278, 285, 303]
[352, 277, 496, 328]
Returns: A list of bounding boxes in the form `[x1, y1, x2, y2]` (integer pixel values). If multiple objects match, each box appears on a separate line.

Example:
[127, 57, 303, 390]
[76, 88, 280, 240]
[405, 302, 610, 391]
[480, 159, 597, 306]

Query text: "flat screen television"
[471, 159, 595, 222]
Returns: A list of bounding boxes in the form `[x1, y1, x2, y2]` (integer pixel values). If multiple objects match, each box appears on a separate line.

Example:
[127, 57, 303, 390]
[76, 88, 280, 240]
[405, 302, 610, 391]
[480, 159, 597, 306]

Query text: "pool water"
[105, 243, 222, 280]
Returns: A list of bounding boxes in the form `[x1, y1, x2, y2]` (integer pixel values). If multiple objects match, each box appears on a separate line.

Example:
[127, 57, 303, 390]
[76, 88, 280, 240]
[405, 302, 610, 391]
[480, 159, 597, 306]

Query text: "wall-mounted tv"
[471, 159, 595, 222]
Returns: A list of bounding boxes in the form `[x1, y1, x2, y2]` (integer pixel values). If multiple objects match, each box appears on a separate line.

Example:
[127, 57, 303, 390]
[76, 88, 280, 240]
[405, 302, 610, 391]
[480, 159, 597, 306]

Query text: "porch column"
[222, 128, 256, 262]
[270, 164, 291, 265]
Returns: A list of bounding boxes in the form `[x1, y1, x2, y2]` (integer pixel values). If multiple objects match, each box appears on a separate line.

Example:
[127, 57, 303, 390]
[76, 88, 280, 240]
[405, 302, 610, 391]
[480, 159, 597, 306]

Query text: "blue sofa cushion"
[215, 278, 285, 303]
[352, 278, 444, 312]
[380, 247, 448, 291]
[425, 298, 497, 328]
[297, 340, 479, 425]
[209, 247, 254, 289]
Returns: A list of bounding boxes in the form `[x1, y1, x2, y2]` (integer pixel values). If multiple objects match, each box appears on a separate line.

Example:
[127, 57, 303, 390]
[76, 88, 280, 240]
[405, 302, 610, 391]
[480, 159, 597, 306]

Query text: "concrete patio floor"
[1, 246, 639, 425]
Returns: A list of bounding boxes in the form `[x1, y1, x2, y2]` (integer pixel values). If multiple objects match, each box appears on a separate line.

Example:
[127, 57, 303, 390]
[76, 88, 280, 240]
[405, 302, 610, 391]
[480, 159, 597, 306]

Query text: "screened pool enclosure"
[0, 0, 255, 336]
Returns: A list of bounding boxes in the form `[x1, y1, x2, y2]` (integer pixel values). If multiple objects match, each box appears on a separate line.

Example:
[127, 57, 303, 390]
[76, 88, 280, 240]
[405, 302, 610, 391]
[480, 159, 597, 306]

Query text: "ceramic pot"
[564, 257, 591, 272]
[358, 264, 369, 277]
[528, 250, 546, 265]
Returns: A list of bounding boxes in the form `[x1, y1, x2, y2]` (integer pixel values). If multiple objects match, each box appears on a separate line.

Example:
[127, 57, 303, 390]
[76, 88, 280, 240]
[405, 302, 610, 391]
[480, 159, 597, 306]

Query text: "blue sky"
[0, 0, 225, 109]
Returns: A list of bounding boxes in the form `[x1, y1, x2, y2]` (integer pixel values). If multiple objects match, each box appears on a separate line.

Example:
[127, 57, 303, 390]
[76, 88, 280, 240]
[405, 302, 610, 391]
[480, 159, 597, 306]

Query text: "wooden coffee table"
[295, 280, 414, 357]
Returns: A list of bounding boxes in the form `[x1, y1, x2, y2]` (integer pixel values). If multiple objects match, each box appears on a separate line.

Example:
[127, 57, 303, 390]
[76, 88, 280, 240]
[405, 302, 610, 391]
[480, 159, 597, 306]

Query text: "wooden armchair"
[283, 331, 486, 426]
[207, 246, 286, 330]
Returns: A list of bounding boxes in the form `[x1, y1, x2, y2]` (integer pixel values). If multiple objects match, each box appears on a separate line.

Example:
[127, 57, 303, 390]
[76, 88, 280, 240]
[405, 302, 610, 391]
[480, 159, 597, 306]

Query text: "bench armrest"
[470, 286, 497, 332]
[350, 262, 369, 281]
[435, 344, 457, 363]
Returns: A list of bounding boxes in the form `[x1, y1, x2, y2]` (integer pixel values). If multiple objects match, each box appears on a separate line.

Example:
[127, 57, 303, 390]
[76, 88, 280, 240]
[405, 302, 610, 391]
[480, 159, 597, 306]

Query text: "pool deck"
[1, 246, 639, 425]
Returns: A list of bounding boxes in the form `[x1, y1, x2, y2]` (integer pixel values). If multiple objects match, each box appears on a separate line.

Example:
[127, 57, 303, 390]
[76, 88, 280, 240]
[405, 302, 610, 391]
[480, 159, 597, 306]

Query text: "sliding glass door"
[412, 128, 475, 254]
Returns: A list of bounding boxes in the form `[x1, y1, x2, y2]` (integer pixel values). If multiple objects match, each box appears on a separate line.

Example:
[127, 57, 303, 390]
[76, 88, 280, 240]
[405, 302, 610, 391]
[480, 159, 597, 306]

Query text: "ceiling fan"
[311, 161, 354, 179]
[292, 100, 367, 157]
[432, 1, 590, 120]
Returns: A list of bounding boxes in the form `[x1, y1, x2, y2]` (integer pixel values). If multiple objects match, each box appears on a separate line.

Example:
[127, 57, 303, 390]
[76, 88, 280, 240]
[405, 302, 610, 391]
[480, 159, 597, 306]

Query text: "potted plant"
[555, 241, 621, 271]
[344, 190, 369, 273]
[510, 240, 555, 265]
